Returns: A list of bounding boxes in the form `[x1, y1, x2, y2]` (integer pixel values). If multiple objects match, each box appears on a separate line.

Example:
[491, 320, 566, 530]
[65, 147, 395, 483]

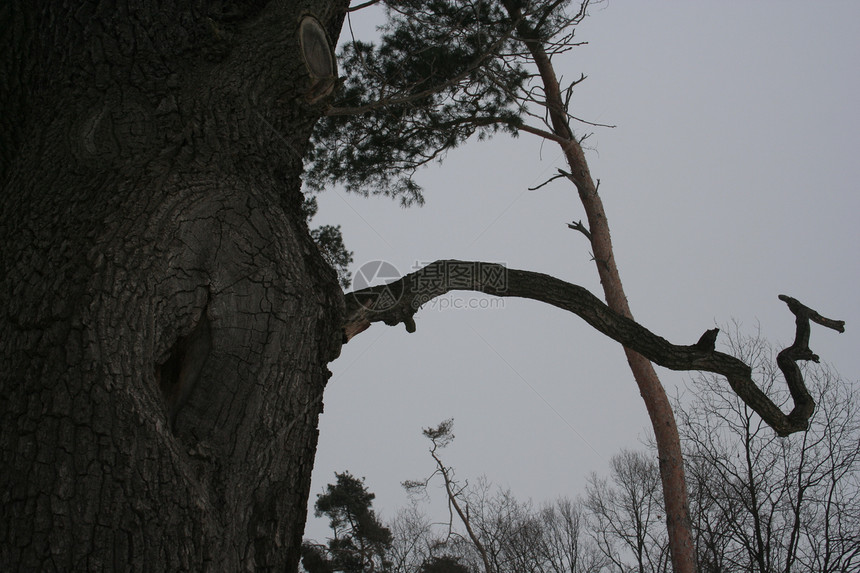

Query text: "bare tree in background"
[400, 420, 606, 573]
[677, 327, 860, 573]
[683, 449, 737, 573]
[310, 391, 856, 573]
[584, 450, 670, 573]
[386, 506, 439, 573]
[538, 498, 607, 573]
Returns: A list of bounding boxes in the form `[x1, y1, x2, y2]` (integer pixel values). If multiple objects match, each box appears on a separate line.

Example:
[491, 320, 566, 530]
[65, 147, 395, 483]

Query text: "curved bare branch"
[343, 260, 845, 437]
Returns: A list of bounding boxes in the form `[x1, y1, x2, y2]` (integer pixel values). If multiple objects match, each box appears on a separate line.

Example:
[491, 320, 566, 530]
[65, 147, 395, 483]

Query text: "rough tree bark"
[1, 1, 348, 570]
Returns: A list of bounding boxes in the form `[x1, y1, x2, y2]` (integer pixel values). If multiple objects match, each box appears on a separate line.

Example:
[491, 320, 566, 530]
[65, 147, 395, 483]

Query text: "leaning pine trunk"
[501, 1, 699, 569]
[574, 165, 697, 573]
[0, 1, 347, 570]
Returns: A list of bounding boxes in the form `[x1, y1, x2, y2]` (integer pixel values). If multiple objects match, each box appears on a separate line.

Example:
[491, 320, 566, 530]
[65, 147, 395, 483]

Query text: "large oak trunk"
[0, 1, 347, 570]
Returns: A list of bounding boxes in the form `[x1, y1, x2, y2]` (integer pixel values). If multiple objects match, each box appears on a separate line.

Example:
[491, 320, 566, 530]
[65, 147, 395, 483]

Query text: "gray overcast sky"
[304, 1, 860, 541]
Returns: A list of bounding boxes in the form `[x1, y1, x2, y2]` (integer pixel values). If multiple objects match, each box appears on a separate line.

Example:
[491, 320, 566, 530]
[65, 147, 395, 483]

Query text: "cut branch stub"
[342, 260, 845, 436]
[567, 219, 591, 240]
[299, 15, 337, 103]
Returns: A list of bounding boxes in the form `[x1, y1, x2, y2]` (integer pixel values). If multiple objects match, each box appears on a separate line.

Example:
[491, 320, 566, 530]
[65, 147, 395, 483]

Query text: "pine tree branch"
[325, 17, 522, 118]
[342, 260, 844, 437]
[515, 122, 569, 144]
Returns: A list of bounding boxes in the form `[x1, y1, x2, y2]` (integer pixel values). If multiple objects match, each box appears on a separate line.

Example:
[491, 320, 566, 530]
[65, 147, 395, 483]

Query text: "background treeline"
[303, 330, 860, 573]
